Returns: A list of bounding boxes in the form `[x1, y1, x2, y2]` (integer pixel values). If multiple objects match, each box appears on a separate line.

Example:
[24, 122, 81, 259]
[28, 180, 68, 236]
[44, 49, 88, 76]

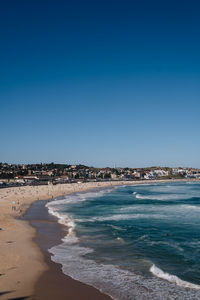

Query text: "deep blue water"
[47, 182, 200, 300]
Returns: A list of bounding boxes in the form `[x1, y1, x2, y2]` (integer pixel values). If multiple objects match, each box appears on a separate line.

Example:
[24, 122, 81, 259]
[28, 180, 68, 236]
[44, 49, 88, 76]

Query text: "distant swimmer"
[117, 237, 124, 243]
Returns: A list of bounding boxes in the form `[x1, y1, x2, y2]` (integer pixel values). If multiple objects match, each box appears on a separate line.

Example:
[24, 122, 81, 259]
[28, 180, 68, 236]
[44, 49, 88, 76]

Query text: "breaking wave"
[150, 264, 200, 290]
[87, 213, 166, 222]
[135, 193, 194, 201]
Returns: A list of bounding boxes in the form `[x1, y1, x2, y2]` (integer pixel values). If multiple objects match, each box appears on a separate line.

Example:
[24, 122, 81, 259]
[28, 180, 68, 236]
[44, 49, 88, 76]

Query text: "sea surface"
[46, 182, 200, 300]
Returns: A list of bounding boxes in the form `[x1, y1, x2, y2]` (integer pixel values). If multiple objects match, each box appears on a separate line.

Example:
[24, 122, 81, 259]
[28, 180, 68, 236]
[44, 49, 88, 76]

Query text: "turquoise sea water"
[47, 182, 200, 300]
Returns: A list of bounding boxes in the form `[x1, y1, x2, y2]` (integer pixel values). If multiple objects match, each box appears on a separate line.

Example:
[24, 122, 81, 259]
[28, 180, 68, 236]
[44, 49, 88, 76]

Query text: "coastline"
[0, 179, 199, 299]
[25, 199, 112, 300]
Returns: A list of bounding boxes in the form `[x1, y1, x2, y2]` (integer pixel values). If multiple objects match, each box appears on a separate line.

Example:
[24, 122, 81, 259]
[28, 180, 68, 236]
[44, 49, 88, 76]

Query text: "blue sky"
[1, 0, 200, 167]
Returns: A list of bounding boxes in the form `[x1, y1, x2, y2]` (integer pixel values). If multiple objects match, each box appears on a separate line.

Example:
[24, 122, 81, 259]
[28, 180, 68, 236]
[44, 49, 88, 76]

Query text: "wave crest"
[150, 264, 200, 290]
[135, 193, 194, 201]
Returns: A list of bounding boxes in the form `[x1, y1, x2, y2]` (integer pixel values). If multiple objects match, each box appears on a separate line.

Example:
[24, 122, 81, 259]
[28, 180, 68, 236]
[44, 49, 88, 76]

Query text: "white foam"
[150, 264, 200, 290]
[46, 188, 114, 209]
[49, 241, 200, 300]
[186, 182, 200, 185]
[135, 193, 193, 201]
[118, 205, 154, 213]
[47, 206, 70, 226]
[46, 203, 78, 244]
[46, 187, 118, 247]
[46, 187, 115, 226]
[86, 213, 166, 222]
[108, 224, 124, 231]
[181, 205, 200, 211]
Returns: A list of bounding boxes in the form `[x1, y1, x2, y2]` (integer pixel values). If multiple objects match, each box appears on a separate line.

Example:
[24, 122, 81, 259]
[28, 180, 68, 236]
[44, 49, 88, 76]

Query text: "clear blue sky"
[1, 0, 200, 167]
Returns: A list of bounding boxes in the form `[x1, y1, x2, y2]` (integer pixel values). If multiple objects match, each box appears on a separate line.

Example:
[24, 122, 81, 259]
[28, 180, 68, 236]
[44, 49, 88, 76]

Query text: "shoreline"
[0, 179, 199, 299]
[25, 199, 112, 300]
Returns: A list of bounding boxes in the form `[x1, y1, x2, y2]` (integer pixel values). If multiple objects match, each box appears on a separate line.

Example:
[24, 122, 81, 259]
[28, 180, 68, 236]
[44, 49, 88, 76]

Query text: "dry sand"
[0, 179, 198, 299]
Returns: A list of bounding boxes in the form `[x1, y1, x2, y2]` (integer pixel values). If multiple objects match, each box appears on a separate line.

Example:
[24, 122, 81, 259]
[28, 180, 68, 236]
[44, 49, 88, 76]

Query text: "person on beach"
[12, 201, 16, 211]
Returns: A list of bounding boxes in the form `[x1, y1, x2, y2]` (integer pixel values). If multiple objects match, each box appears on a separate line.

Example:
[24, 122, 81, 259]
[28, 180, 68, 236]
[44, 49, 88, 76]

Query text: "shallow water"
[47, 182, 200, 299]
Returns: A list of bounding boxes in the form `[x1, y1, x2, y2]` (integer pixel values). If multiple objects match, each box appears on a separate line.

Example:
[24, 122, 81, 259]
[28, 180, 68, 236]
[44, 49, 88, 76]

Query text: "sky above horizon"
[1, 0, 200, 168]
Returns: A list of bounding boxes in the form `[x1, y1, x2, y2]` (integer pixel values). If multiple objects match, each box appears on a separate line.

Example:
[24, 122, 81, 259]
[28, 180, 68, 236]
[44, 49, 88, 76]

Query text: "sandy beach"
[0, 179, 198, 299]
[0, 181, 130, 299]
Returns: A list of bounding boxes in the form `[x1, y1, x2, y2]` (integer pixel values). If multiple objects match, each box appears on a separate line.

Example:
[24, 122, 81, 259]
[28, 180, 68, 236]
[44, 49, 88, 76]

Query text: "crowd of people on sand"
[1, 179, 191, 213]
[0, 181, 117, 218]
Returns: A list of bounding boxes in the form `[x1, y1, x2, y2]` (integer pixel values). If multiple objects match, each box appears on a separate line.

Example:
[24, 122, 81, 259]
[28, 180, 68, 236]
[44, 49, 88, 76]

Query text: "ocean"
[46, 181, 200, 300]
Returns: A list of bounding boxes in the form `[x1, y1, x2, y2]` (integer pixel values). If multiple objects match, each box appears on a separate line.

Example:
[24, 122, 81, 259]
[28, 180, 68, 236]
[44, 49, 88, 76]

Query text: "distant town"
[0, 163, 200, 188]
